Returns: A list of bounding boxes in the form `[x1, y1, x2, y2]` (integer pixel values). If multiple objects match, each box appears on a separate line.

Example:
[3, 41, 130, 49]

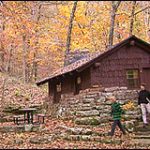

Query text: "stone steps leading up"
[59, 86, 140, 130]
[75, 116, 110, 125]
[61, 134, 122, 144]
[133, 135, 150, 139]
[131, 139, 150, 146]
[135, 131, 150, 135]
[135, 125, 150, 132]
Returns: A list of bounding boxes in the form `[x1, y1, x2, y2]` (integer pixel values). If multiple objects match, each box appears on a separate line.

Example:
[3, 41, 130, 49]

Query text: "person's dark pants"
[109, 120, 126, 136]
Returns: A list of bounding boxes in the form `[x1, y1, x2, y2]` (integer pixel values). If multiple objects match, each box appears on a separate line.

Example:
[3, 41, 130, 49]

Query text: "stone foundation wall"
[46, 86, 141, 125]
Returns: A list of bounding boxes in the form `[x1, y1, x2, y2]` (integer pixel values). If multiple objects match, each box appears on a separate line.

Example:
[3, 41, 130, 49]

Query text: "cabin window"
[126, 69, 139, 88]
[56, 83, 61, 92]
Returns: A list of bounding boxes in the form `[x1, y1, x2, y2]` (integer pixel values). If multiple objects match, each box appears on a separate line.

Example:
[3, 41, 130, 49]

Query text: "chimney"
[64, 49, 90, 66]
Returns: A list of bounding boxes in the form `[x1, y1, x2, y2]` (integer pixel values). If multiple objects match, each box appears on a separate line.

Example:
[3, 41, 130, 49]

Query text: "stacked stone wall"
[46, 86, 141, 126]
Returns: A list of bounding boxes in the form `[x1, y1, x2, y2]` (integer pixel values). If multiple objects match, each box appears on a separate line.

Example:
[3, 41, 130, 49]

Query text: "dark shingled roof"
[36, 35, 150, 86]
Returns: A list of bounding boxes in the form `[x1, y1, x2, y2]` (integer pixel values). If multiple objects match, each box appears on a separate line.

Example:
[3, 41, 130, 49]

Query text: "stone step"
[93, 105, 111, 111]
[125, 111, 140, 115]
[123, 115, 141, 120]
[57, 125, 93, 135]
[76, 107, 93, 111]
[135, 131, 150, 135]
[95, 97, 106, 103]
[135, 124, 150, 132]
[104, 87, 120, 92]
[87, 90, 100, 93]
[85, 94, 99, 99]
[99, 113, 110, 118]
[131, 139, 150, 146]
[133, 135, 150, 139]
[89, 88, 103, 92]
[75, 116, 109, 125]
[81, 103, 92, 107]
[75, 116, 101, 125]
[62, 134, 122, 144]
[135, 127, 150, 132]
[76, 110, 99, 117]
[0, 124, 41, 133]
[82, 98, 95, 103]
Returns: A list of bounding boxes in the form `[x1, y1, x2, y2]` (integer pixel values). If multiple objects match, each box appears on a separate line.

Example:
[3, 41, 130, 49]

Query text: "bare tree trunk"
[0, 14, 6, 72]
[129, 1, 136, 35]
[65, 1, 78, 55]
[22, 34, 28, 83]
[32, 3, 42, 82]
[6, 43, 13, 74]
[144, 2, 150, 42]
[0, 41, 5, 72]
[0, 77, 7, 114]
[116, 21, 121, 42]
[108, 1, 121, 48]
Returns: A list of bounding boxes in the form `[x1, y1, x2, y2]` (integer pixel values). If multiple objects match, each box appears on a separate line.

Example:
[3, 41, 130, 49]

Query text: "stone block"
[104, 87, 119, 92]
[77, 106, 93, 111]
[119, 87, 128, 90]
[82, 98, 95, 103]
[86, 94, 97, 98]
[96, 97, 106, 103]
[30, 135, 55, 144]
[76, 110, 99, 117]
[58, 125, 92, 135]
[102, 92, 113, 97]
[75, 117, 101, 125]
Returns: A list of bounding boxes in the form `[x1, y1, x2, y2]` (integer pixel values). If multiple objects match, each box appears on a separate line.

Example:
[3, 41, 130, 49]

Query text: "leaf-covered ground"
[0, 72, 47, 110]
[0, 118, 150, 149]
[0, 73, 149, 149]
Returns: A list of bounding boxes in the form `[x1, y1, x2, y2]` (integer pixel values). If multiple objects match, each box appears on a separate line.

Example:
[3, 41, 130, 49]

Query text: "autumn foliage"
[0, 1, 149, 82]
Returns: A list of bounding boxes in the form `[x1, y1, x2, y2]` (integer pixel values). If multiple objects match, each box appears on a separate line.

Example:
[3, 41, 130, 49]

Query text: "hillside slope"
[0, 72, 47, 111]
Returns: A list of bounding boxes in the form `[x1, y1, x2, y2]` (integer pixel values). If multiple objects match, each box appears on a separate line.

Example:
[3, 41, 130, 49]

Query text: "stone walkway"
[131, 123, 150, 146]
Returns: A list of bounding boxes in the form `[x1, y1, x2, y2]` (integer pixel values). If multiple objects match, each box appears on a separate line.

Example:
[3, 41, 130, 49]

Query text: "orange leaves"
[0, 1, 149, 80]
[116, 14, 130, 23]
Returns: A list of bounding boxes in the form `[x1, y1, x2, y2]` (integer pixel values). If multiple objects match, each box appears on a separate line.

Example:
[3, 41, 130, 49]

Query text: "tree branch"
[129, 5, 150, 17]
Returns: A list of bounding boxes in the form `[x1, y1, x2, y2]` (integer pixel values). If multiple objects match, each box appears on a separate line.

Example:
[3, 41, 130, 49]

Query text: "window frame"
[126, 69, 140, 89]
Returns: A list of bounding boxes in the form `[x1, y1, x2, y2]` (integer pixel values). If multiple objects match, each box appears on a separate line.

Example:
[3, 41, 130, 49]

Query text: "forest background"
[0, 1, 149, 83]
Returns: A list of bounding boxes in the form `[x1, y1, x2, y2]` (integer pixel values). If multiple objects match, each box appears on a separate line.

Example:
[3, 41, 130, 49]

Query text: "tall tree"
[129, 1, 136, 35]
[0, 12, 5, 72]
[31, 2, 42, 81]
[108, 1, 121, 47]
[65, 1, 78, 55]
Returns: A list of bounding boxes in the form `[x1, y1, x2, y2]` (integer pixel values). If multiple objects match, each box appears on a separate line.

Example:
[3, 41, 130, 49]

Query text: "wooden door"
[54, 83, 61, 103]
[74, 76, 81, 95]
[142, 68, 150, 90]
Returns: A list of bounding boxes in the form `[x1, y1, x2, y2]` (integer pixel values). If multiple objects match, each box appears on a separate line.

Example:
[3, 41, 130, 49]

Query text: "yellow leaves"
[122, 101, 135, 110]
[0, 1, 149, 80]
[116, 14, 130, 23]
[16, 133, 24, 138]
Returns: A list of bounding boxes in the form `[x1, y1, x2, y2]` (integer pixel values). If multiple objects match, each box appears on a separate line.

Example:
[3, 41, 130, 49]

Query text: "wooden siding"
[91, 44, 150, 88]
[61, 75, 75, 93]
[80, 68, 91, 90]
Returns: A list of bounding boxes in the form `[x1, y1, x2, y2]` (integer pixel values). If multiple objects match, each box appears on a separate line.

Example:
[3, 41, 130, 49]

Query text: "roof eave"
[36, 35, 150, 86]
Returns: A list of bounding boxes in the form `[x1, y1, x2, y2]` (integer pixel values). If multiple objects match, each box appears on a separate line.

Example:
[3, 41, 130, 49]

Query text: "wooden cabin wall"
[61, 75, 75, 93]
[90, 44, 150, 88]
[80, 68, 91, 90]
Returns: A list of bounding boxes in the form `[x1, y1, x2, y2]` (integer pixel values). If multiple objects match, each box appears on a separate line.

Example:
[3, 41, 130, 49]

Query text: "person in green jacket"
[108, 96, 126, 136]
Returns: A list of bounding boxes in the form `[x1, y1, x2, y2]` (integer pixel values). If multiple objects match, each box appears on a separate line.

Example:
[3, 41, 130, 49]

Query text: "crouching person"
[108, 96, 126, 136]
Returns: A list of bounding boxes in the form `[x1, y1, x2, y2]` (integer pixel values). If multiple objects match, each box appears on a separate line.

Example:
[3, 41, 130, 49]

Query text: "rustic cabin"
[36, 35, 150, 103]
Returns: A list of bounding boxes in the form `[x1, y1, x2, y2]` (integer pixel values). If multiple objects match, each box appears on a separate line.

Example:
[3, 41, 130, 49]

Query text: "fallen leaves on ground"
[0, 118, 149, 149]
